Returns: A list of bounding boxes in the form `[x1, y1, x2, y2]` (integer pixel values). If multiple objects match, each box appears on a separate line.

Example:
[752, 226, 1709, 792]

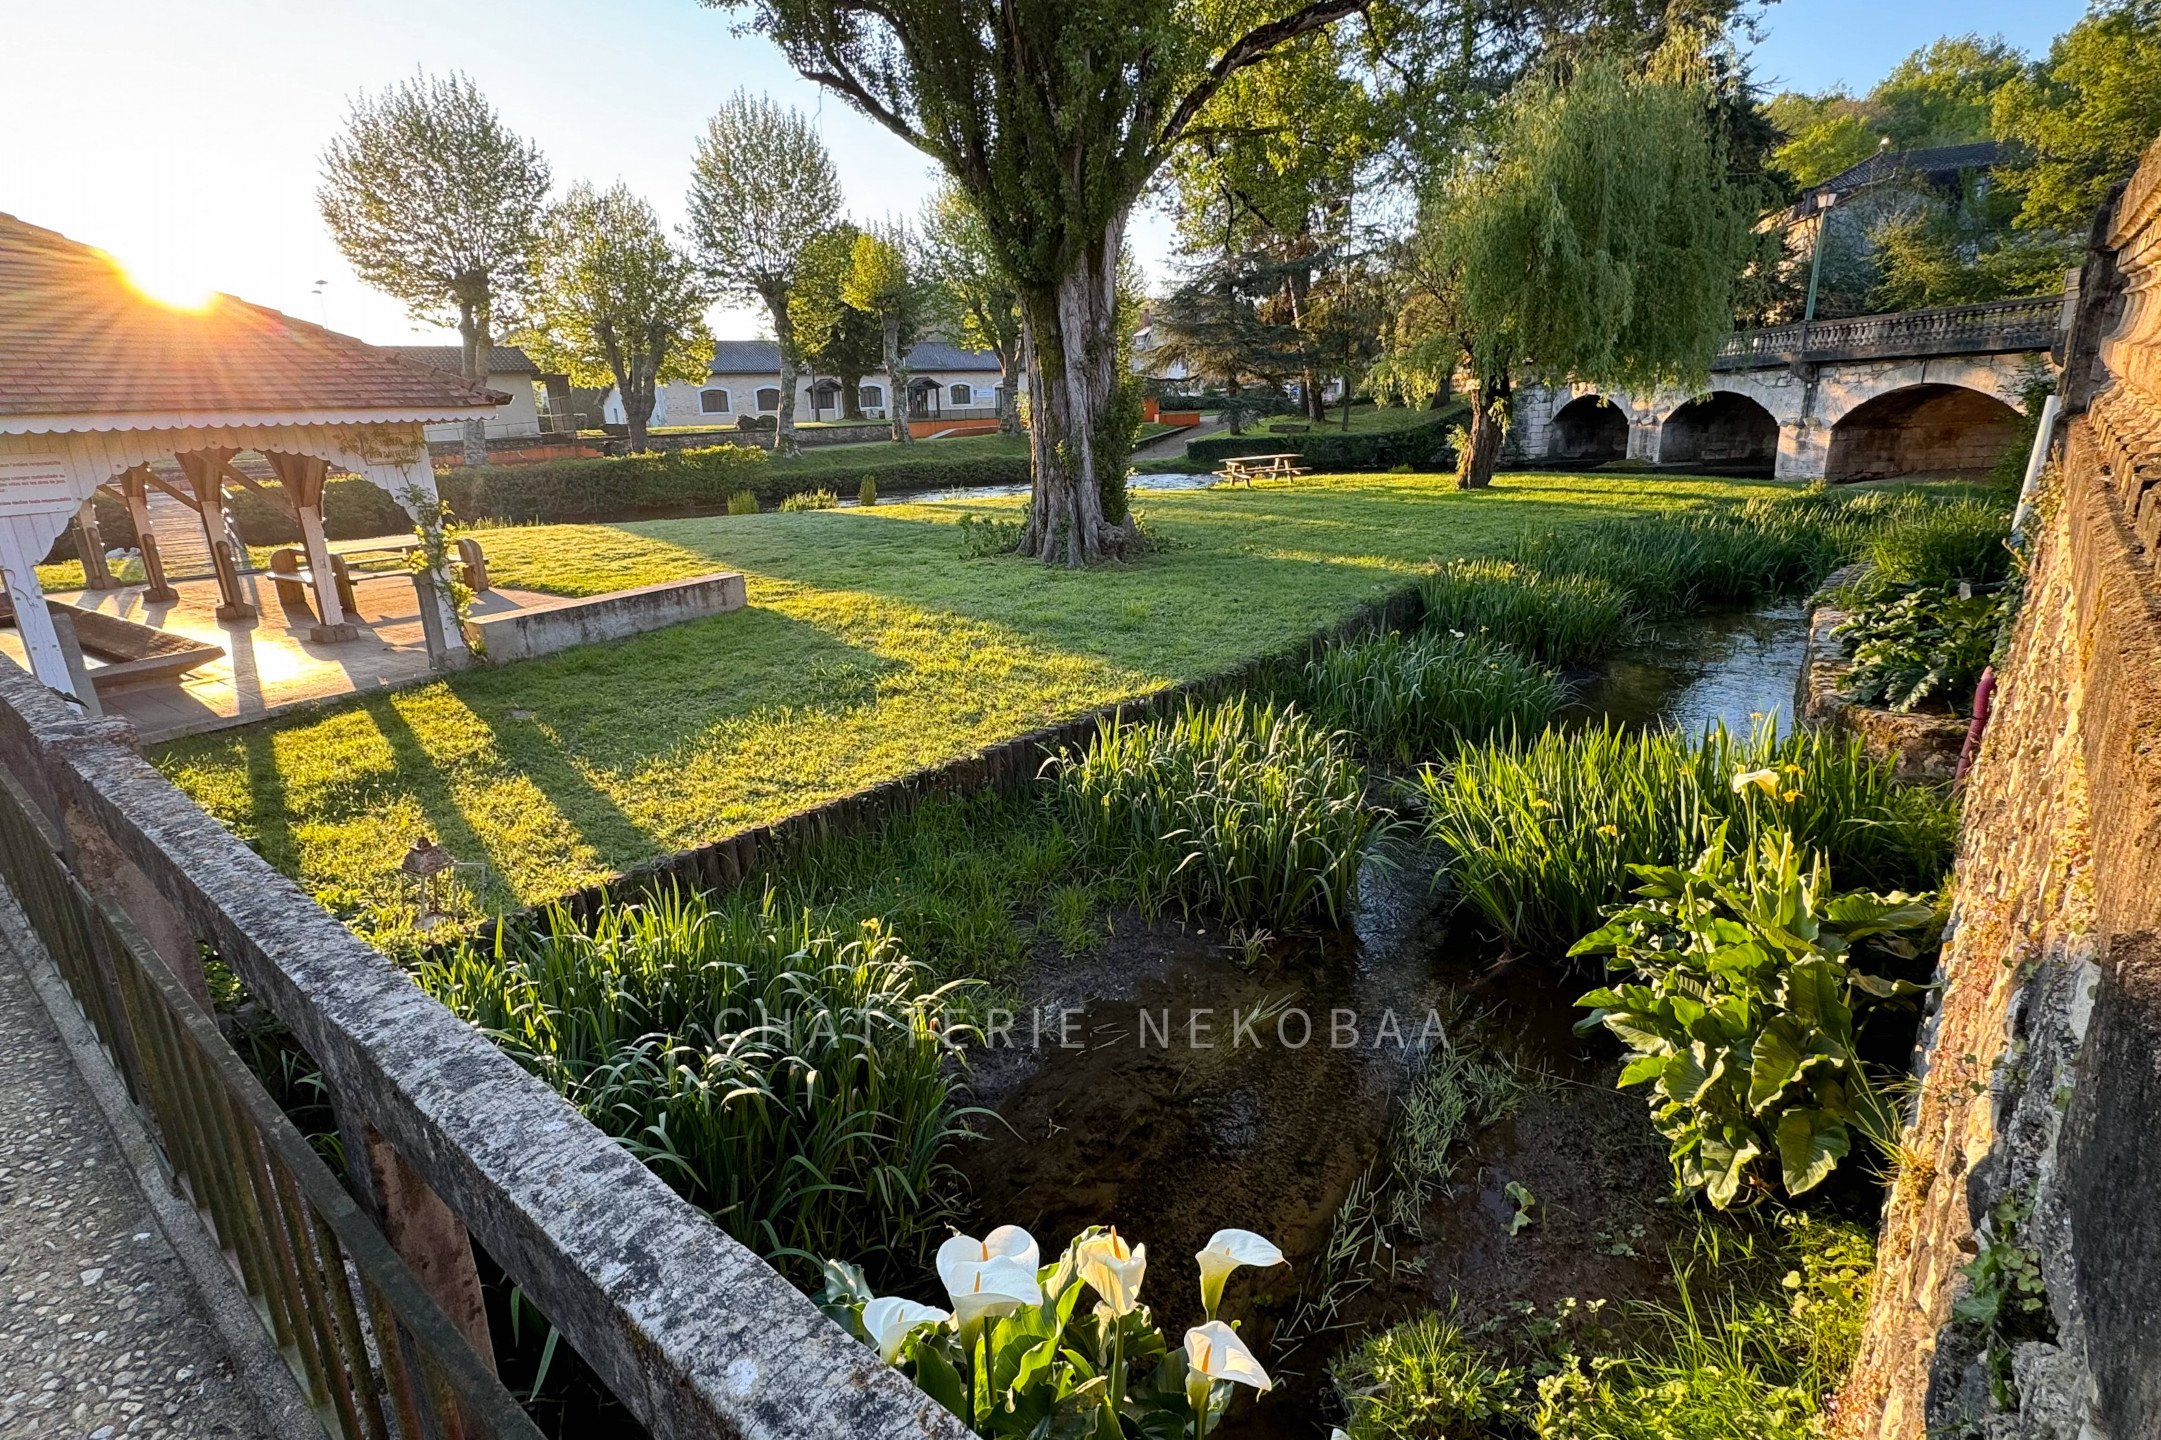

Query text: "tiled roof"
[1793, 142, 2002, 216]
[0, 212, 506, 426]
[383, 344, 542, 376]
[706, 337, 1002, 374]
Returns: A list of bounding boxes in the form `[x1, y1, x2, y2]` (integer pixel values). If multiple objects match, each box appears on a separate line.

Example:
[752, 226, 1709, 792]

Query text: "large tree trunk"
[883, 314, 912, 445]
[841, 369, 865, 421]
[995, 350, 1022, 435]
[768, 291, 801, 458]
[1457, 370, 1510, 490]
[457, 300, 489, 469]
[623, 370, 652, 454]
[1015, 218, 1139, 566]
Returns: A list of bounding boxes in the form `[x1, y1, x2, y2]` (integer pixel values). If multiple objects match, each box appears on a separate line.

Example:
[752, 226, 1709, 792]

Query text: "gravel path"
[0, 931, 273, 1438]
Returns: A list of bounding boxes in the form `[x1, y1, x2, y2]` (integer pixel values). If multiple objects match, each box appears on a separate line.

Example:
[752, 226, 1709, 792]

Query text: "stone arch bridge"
[1514, 294, 2070, 480]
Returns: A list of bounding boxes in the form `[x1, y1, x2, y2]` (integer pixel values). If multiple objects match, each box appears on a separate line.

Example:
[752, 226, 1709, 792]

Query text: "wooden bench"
[1216, 452, 1312, 487]
[268, 538, 490, 621]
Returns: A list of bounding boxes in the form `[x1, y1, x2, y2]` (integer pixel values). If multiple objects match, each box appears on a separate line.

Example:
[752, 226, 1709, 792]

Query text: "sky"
[0, 0, 2092, 350]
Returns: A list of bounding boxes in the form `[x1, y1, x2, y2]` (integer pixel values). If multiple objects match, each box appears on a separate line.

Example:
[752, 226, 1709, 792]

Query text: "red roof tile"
[0, 212, 507, 425]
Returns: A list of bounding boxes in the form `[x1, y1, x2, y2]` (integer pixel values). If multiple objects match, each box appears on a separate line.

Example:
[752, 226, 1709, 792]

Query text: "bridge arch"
[1658, 391, 1779, 473]
[1547, 393, 1632, 461]
[1824, 383, 2024, 482]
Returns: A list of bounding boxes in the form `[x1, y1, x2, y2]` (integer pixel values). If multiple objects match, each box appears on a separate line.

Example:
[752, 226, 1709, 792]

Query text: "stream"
[950, 602, 1814, 1435]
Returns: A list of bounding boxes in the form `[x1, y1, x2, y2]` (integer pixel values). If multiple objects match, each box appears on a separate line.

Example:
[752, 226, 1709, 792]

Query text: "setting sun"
[110, 248, 218, 311]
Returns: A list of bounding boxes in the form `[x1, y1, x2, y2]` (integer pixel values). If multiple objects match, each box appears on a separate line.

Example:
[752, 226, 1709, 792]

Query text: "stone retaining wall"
[1836, 136, 2161, 1440]
[1792, 586, 1969, 784]
[471, 572, 747, 665]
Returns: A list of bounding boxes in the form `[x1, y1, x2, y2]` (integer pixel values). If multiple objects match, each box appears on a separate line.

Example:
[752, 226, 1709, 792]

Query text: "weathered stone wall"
[1837, 137, 2161, 1440]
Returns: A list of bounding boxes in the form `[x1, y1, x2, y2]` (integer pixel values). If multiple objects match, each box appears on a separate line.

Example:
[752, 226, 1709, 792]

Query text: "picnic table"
[1216, 452, 1311, 487]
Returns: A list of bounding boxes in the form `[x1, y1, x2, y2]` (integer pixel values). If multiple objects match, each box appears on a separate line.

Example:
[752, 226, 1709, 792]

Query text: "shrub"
[224, 474, 423, 545]
[1413, 720, 1956, 953]
[415, 889, 969, 1274]
[1574, 828, 1936, 1206]
[858, 476, 878, 507]
[1863, 498, 2012, 587]
[1418, 558, 1634, 666]
[1187, 417, 1455, 471]
[727, 489, 760, 515]
[1299, 631, 1566, 764]
[957, 513, 1025, 558]
[1045, 698, 1385, 929]
[780, 487, 839, 512]
[1333, 1309, 1519, 1438]
[1835, 584, 2007, 713]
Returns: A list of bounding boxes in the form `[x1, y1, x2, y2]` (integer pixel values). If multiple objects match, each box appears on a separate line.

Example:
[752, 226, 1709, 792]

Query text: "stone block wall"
[1836, 135, 2161, 1440]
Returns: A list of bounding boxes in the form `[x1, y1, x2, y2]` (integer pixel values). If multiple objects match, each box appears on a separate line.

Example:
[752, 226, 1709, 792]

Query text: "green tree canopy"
[685, 91, 844, 456]
[790, 222, 885, 419]
[518, 182, 714, 453]
[841, 224, 922, 443]
[917, 184, 1023, 433]
[724, 0, 1370, 563]
[317, 70, 551, 464]
[1995, 0, 2161, 234]
[1415, 50, 1758, 487]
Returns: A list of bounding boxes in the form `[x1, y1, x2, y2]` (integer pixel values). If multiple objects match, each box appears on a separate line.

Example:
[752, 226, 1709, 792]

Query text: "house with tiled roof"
[606, 338, 1010, 429]
[0, 210, 499, 695]
[384, 345, 572, 443]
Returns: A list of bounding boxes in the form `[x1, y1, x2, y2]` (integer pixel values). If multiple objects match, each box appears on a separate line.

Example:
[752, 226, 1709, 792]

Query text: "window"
[949, 383, 973, 406]
[755, 387, 781, 412]
[858, 384, 884, 410]
[699, 388, 731, 415]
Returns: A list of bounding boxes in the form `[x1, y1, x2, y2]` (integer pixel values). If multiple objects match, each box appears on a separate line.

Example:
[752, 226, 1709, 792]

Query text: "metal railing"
[1716, 295, 2063, 369]
[0, 765, 542, 1440]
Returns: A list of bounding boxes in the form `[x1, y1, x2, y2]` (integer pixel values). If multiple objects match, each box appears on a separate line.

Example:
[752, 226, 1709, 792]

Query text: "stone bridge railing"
[1714, 295, 2066, 371]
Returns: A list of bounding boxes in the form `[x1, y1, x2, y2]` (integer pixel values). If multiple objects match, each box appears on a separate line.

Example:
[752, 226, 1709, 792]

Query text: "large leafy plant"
[818, 1225, 1286, 1438]
[1573, 826, 1937, 1207]
[1834, 583, 2008, 714]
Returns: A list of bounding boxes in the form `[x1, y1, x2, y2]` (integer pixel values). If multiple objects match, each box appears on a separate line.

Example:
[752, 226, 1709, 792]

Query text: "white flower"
[945, 1254, 1042, 1327]
[1185, 1320, 1273, 1392]
[1731, 767, 1781, 796]
[937, 1226, 1039, 1298]
[1075, 1230, 1147, 1316]
[1195, 1229, 1285, 1317]
[860, 1296, 949, 1364]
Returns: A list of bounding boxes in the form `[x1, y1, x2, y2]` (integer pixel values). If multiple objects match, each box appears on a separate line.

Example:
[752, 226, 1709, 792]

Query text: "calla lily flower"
[946, 1255, 1042, 1327]
[1184, 1321, 1273, 1393]
[859, 1296, 949, 1364]
[937, 1226, 1040, 1300]
[1075, 1230, 1147, 1316]
[1194, 1229, 1284, 1317]
[1731, 767, 1781, 796]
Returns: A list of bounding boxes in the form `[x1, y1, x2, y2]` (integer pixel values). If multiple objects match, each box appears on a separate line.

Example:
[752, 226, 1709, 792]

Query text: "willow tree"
[521, 182, 714, 453]
[726, 0, 1367, 563]
[686, 92, 843, 457]
[318, 71, 550, 467]
[1413, 52, 1757, 488]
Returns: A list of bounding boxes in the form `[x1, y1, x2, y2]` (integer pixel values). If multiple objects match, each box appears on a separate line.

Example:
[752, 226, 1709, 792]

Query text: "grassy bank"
[153, 471, 1776, 944]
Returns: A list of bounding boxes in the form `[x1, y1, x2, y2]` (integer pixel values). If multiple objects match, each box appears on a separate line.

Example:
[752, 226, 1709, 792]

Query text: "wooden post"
[174, 449, 254, 620]
[360, 1125, 497, 1377]
[118, 467, 175, 602]
[72, 501, 118, 590]
[263, 453, 356, 641]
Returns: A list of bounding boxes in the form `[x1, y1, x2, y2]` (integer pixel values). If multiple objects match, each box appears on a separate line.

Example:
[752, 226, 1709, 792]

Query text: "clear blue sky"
[0, 0, 2093, 349]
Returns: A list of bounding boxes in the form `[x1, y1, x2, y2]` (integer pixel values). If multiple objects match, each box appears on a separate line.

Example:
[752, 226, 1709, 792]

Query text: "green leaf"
[1749, 1020, 1806, 1111]
[1774, 1109, 1850, 1195]
[908, 1339, 969, 1422]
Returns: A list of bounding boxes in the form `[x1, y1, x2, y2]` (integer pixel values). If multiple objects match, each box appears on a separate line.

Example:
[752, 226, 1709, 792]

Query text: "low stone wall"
[1836, 135, 2161, 1440]
[1793, 591, 1968, 783]
[471, 572, 747, 665]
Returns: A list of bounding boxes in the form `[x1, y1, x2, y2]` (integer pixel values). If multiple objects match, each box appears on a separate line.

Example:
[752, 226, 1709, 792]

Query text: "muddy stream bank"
[951, 603, 1813, 1435]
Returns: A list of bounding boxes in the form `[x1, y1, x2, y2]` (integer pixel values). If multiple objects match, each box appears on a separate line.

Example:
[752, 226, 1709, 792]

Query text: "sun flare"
[110, 249, 218, 311]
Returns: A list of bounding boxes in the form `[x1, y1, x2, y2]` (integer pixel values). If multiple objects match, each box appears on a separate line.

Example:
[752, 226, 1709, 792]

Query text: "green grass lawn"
[152, 470, 1780, 945]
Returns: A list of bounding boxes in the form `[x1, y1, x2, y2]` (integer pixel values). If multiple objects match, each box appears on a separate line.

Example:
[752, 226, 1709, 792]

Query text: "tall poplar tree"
[318, 71, 551, 467]
[918, 185, 1024, 436]
[841, 224, 921, 444]
[727, 0, 1368, 563]
[685, 92, 843, 457]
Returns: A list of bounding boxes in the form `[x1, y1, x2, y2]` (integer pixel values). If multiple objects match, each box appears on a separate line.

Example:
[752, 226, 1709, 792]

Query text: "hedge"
[1187, 416, 1456, 471]
[435, 444, 1032, 525]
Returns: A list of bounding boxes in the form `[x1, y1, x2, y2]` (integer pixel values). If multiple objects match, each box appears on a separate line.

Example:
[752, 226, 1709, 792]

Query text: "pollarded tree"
[727, 0, 1369, 564]
[918, 185, 1024, 436]
[319, 71, 551, 467]
[841, 223, 921, 444]
[685, 92, 843, 457]
[1416, 51, 1759, 489]
[519, 182, 715, 454]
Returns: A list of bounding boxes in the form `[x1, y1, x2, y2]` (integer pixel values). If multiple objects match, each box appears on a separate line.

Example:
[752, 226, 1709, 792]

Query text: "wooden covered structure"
[0, 211, 504, 707]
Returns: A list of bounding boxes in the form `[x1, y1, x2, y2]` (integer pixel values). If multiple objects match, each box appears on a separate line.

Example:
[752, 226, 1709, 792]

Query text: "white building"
[387, 346, 562, 442]
[608, 339, 1009, 428]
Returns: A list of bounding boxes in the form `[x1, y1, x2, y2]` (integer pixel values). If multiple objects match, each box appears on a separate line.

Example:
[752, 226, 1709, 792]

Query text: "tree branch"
[1157, 0, 1371, 156]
